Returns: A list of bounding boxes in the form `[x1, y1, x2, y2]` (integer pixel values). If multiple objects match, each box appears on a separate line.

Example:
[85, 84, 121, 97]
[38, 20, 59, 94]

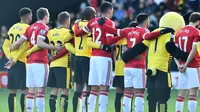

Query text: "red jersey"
[22, 21, 49, 64]
[83, 17, 115, 58]
[175, 25, 200, 67]
[118, 27, 149, 68]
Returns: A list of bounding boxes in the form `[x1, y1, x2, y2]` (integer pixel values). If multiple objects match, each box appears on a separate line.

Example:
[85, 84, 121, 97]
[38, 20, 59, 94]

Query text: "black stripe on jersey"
[154, 38, 158, 53]
[167, 56, 173, 72]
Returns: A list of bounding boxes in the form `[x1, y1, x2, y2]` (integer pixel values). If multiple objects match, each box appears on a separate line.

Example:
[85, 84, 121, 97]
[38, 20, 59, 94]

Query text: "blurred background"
[0, 0, 199, 87]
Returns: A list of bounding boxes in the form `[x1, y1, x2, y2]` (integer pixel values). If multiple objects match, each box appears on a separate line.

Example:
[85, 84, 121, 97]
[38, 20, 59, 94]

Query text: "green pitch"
[0, 88, 199, 112]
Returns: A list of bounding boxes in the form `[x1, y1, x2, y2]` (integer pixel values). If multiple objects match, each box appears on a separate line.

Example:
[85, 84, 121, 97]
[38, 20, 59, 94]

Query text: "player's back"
[23, 22, 49, 64]
[86, 17, 114, 57]
[143, 28, 171, 72]
[123, 27, 147, 68]
[74, 20, 92, 57]
[175, 25, 200, 67]
[7, 23, 29, 63]
[48, 28, 71, 67]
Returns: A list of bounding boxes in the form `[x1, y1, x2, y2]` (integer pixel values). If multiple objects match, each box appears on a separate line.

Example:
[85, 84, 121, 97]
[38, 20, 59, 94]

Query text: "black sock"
[158, 101, 167, 112]
[73, 92, 82, 112]
[115, 93, 123, 112]
[148, 101, 157, 112]
[60, 94, 68, 112]
[20, 93, 26, 112]
[49, 94, 57, 112]
[8, 93, 16, 112]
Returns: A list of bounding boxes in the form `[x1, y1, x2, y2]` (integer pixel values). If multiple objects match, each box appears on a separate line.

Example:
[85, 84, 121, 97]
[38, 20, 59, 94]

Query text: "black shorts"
[113, 76, 124, 89]
[47, 67, 70, 89]
[74, 56, 90, 84]
[7, 61, 26, 90]
[146, 69, 172, 102]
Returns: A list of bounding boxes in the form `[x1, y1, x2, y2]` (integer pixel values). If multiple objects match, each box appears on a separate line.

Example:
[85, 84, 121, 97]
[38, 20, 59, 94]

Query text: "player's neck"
[188, 22, 196, 28]
[102, 13, 110, 19]
[37, 20, 46, 25]
[59, 25, 67, 29]
[20, 20, 27, 24]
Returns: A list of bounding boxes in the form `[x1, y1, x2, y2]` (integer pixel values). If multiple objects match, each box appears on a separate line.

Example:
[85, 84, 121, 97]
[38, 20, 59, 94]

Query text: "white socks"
[88, 90, 98, 112]
[135, 92, 144, 112]
[26, 93, 35, 112]
[188, 95, 197, 112]
[99, 90, 108, 112]
[176, 96, 184, 112]
[123, 92, 133, 112]
[36, 92, 45, 112]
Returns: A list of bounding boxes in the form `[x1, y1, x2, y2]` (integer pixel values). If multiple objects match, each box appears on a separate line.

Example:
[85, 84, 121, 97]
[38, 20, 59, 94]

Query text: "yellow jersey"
[115, 38, 127, 76]
[3, 23, 29, 63]
[48, 27, 73, 68]
[143, 28, 172, 73]
[73, 20, 92, 57]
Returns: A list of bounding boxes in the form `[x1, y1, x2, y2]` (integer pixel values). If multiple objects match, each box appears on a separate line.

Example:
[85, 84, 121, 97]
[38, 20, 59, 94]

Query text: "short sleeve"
[193, 31, 199, 45]
[142, 40, 150, 47]
[21, 27, 29, 40]
[38, 26, 49, 40]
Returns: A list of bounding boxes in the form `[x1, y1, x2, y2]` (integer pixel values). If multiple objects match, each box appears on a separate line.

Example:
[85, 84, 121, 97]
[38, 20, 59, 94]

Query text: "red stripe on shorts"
[43, 64, 48, 86]
[142, 69, 146, 88]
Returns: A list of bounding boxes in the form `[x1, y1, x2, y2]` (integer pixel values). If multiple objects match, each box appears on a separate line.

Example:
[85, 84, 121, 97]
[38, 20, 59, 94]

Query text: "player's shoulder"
[8, 23, 29, 33]
[104, 17, 114, 26]
[79, 20, 88, 27]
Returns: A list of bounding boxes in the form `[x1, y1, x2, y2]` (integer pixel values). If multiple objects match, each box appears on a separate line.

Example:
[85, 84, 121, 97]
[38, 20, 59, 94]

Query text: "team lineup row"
[2, 1, 200, 112]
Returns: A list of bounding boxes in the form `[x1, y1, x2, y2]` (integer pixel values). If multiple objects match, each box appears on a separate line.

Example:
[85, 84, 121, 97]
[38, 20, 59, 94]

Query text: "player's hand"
[4, 59, 16, 69]
[178, 64, 186, 73]
[75, 19, 81, 24]
[100, 44, 111, 52]
[97, 17, 105, 26]
[160, 28, 175, 35]
[49, 56, 54, 62]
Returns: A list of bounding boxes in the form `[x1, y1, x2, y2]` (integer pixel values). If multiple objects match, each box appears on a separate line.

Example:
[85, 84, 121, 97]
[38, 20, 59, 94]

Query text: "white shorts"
[178, 67, 200, 89]
[124, 68, 146, 88]
[26, 63, 49, 87]
[88, 56, 112, 86]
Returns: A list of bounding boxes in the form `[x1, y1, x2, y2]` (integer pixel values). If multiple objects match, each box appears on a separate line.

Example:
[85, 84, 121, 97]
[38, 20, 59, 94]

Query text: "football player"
[3, 7, 32, 112]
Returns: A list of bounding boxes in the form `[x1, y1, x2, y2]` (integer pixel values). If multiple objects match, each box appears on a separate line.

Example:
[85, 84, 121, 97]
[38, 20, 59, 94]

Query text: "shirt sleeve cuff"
[106, 34, 114, 37]
[83, 26, 90, 33]
[38, 35, 46, 40]
[21, 35, 28, 40]
[193, 42, 198, 45]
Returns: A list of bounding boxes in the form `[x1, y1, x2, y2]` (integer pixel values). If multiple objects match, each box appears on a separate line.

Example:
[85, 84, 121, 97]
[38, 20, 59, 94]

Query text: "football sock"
[73, 91, 82, 112]
[82, 91, 87, 112]
[60, 94, 68, 112]
[176, 96, 184, 112]
[99, 90, 108, 112]
[8, 93, 16, 112]
[20, 93, 26, 112]
[188, 95, 197, 112]
[135, 92, 144, 112]
[88, 90, 98, 112]
[115, 93, 123, 112]
[123, 92, 133, 112]
[148, 101, 156, 112]
[49, 94, 57, 112]
[36, 92, 45, 112]
[26, 93, 35, 112]
[158, 101, 167, 112]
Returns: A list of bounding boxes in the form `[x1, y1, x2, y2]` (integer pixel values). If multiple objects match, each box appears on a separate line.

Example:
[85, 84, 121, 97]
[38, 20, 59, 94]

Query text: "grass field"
[0, 88, 200, 112]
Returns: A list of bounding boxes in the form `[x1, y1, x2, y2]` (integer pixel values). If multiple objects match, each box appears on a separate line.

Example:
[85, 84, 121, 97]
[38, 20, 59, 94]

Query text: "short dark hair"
[36, 7, 49, 20]
[128, 21, 138, 27]
[19, 7, 32, 17]
[58, 11, 70, 25]
[136, 13, 149, 24]
[100, 2, 113, 13]
[189, 12, 200, 23]
[82, 6, 96, 20]
[183, 12, 193, 25]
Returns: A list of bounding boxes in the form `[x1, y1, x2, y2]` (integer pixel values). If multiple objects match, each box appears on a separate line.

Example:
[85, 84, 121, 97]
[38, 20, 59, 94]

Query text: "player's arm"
[51, 48, 68, 61]
[65, 41, 75, 54]
[2, 36, 11, 59]
[26, 45, 40, 56]
[122, 40, 148, 63]
[184, 42, 198, 67]
[74, 22, 88, 37]
[143, 28, 175, 40]
[37, 34, 61, 50]
[10, 36, 27, 51]
[13, 41, 29, 62]
[87, 37, 100, 49]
